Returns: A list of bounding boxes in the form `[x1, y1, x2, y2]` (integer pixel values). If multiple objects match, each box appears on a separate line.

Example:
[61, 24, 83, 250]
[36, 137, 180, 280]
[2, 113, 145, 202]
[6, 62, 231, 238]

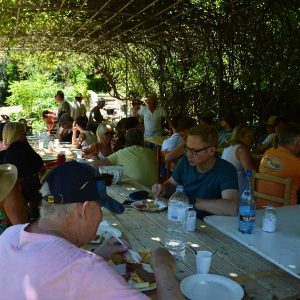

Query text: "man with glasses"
[153, 125, 239, 218]
[0, 161, 183, 300]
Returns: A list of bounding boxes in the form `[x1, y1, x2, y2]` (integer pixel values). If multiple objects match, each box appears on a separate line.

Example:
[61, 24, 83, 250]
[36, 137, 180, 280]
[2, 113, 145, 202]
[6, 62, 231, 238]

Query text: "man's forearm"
[195, 198, 238, 216]
[92, 158, 111, 169]
[154, 267, 184, 300]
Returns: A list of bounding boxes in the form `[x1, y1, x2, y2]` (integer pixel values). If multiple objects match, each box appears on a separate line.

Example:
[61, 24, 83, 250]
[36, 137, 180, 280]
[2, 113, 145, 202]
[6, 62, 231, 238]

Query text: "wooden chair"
[252, 172, 292, 205]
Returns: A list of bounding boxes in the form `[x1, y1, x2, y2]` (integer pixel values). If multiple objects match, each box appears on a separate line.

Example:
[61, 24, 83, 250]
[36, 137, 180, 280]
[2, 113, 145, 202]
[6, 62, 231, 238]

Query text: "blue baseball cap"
[43, 161, 124, 214]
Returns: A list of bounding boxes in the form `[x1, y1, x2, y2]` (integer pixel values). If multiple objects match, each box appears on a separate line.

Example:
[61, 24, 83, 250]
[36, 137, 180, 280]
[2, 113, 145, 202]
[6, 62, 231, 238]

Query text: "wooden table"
[144, 136, 167, 183]
[92, 177, 300, 300]
[30, 140, 76, 162]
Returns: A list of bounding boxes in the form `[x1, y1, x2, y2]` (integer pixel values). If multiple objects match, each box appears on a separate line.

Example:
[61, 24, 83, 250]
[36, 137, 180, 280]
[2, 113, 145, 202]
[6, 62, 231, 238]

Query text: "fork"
[113, 235, 142, 263]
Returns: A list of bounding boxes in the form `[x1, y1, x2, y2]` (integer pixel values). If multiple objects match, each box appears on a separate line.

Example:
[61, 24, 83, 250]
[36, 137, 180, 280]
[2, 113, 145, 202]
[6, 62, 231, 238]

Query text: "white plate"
[90, 223, 122, 243]
[131, 199, 167, 212]
[180, 274, 244, 300]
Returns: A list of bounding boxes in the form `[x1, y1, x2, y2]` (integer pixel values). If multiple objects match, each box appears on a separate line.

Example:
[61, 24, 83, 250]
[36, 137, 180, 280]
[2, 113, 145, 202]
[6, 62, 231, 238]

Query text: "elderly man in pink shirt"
[0, 161, 183, 300]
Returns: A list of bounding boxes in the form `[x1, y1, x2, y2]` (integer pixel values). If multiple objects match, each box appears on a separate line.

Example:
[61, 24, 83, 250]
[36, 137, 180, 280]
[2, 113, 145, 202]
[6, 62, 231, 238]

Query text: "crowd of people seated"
[0, 89, 299, 299]
[0, 90, 299, 219]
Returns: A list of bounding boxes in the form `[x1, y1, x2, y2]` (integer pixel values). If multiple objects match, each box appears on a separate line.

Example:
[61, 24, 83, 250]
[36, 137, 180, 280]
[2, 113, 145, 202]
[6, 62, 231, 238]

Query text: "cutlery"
[113, 235, 142, 263]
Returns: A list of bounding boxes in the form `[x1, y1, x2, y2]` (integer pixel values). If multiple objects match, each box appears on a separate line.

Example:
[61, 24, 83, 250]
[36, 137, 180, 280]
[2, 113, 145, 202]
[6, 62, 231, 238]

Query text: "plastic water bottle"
[165, 185, 189, 259]
[42, 132, 49, 148]
[238, 170, 256, 234]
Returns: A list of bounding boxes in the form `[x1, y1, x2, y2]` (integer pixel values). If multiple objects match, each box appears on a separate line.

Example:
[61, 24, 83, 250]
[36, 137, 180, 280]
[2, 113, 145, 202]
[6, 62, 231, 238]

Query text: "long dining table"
[86, 176, 300, 300]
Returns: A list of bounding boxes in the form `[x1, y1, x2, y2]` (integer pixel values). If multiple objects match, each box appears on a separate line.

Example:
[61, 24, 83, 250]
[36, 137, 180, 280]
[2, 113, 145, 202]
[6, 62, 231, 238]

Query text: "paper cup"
[196, 251, 212, 274]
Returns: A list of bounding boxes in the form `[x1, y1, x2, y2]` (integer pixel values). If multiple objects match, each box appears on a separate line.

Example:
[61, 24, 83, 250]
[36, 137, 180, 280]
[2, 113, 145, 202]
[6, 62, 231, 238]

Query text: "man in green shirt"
[97, 128, 158, 188]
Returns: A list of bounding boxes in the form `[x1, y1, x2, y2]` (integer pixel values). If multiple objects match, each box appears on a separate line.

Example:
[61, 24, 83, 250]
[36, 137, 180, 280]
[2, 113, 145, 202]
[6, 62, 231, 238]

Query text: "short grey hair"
[125, 128, 144, 147]
[39, 182, 77, 219]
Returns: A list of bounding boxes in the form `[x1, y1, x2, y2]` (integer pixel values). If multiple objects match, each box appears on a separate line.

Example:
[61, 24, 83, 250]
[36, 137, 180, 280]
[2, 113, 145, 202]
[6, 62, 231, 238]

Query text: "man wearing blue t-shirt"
[152, 125, 239, 218]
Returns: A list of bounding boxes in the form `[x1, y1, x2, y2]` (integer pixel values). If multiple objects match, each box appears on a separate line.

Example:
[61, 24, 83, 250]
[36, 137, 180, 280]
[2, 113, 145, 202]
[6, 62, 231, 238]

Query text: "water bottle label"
[239, 214, 255, 222]
[168, 205, 186, 222]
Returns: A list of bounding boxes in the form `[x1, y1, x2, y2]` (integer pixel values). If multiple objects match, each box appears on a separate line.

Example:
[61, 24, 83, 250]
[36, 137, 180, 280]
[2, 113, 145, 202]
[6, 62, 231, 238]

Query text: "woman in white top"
[222, 126, 255, 194]
[83, 123, 113, 158]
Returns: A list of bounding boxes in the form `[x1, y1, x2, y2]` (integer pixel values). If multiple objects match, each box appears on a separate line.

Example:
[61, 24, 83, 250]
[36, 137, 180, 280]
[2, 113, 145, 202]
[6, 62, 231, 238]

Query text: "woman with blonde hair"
[2, 121, 26, 145]
[0, 122, 44, 220]
[83, 123, 113, 158]
[222, 125, 255, 194]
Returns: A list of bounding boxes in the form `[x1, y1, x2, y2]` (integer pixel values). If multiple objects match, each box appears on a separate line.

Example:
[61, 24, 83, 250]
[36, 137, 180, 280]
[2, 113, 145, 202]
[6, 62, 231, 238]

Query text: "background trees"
[0, 0, 299, 127]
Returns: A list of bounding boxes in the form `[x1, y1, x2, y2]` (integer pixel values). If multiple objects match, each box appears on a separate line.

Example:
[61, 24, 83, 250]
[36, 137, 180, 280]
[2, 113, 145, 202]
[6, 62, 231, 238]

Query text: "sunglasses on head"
[79, 174, 113, 191]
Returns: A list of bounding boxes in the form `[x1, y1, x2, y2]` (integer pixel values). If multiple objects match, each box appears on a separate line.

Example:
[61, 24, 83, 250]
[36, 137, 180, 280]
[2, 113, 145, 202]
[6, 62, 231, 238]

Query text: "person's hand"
[152, 183, 166, 198]
[150, 248, 175, 272]
[93, 236, 129, 261]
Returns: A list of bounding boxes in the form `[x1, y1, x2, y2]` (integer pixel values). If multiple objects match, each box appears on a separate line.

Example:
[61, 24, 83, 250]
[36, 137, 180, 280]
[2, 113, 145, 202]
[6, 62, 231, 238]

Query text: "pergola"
[0, 0, 193, 54]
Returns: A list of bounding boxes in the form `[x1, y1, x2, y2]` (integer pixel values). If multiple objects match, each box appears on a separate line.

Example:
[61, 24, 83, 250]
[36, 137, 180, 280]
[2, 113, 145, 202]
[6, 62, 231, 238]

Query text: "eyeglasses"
[184, 145, 210, 156]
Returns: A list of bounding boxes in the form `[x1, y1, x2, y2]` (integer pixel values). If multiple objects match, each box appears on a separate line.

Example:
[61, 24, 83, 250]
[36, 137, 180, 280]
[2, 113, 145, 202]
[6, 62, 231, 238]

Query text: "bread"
[138, 248, 151, 263]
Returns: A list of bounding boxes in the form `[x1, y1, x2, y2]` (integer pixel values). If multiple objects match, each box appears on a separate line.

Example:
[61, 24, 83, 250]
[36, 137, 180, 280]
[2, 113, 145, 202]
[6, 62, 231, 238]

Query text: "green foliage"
[6, 73, 59, 116]
[1, 0, 299, 131]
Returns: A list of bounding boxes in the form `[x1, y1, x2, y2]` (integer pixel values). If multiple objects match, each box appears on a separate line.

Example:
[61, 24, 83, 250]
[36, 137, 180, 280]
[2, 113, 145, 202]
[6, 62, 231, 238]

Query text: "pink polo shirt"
[0, 224, 149, 300]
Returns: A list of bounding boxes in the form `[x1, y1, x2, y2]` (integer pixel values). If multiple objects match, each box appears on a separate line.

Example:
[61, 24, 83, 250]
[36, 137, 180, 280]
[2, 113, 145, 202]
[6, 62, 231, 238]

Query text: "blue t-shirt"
[172, 156, 238, 218]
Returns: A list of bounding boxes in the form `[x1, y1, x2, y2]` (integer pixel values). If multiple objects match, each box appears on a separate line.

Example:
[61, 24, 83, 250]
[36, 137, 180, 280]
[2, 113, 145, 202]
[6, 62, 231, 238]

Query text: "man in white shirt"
[138, 94, 172, 137]
[161, 115, 183, 152]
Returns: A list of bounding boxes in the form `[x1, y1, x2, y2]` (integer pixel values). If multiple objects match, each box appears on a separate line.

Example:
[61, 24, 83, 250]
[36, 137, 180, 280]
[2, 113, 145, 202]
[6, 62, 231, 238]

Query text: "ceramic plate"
[131, 199, 167, 212]
[115, 263, 157, 292]
[180, 274, 244, 300]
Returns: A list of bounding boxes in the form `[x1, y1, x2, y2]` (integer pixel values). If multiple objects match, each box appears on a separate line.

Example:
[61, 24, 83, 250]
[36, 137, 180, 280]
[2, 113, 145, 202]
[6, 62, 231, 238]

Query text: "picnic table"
[87, 177, 300, 300]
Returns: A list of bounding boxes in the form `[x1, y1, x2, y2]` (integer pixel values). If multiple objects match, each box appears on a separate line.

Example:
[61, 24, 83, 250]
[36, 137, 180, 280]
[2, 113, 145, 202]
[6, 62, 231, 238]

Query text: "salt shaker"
[262, 205, 276, 233]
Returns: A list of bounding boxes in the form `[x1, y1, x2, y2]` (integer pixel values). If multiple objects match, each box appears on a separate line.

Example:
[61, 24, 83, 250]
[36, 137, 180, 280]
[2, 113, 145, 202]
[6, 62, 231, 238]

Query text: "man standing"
[55, 90, 71, 122]
[153, 125, 239, 219]
[88, 98, 106, 134]
[257, 122, 300, 207]
[0, 161, 183, 300]
[138, 94, 172, 137]
[96, 128, 158, 188]
[71, 93, 87, 120]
